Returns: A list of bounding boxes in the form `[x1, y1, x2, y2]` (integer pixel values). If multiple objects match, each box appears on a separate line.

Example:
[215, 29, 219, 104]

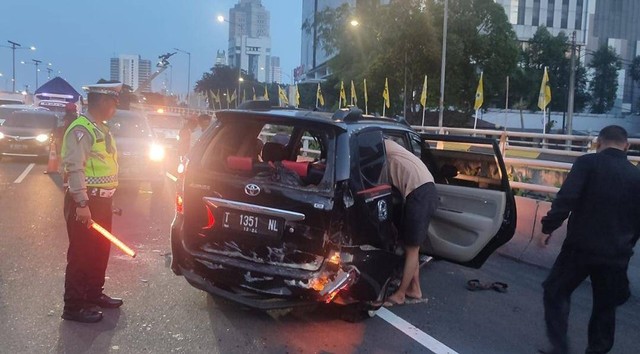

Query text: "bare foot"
[385, 292, 405, 306]
[406, 285, 422, 299]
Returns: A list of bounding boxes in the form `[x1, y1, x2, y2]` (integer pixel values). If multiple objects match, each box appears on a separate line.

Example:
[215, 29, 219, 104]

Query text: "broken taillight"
[204, 205, 216, 229]
[176, 194, 184, 214]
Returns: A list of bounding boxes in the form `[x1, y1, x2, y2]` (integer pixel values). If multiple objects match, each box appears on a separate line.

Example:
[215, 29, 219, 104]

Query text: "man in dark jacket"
[540, 125, 640, 354]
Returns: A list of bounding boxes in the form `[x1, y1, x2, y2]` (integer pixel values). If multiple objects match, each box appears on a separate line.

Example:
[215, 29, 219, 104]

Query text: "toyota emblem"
[245, 183, 261, 196]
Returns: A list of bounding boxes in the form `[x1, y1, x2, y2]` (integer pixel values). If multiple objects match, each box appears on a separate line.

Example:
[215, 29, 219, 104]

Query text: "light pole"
[217, 15, 243, 102]
[32, 59, 42, 89]
[1, 40, 36, 92]
[437, 0, 449, 129]
[173, 48, 191, 104]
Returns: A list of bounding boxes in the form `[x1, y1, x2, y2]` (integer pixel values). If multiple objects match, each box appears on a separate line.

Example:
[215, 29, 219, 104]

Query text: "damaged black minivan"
[170, 103, 516, 316]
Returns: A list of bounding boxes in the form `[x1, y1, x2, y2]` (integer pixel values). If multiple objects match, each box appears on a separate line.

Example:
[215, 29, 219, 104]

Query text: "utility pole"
[566, 31, 577, 137]
[437, 0, 449, 130]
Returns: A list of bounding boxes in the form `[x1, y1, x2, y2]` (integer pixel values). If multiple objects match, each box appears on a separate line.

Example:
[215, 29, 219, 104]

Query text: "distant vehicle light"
[0, 132, 4, 140]
[149, 143, 165, 161]
[177, 162, 185, 174]
[157, 108, 164, 114]
[36, 134, 49, 143]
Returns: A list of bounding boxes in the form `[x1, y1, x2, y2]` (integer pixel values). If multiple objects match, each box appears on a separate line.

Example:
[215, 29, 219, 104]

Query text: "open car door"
[418, 133, 517, 268]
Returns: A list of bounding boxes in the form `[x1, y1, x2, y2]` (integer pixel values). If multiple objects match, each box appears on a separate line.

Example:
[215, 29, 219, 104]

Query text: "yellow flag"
[420, 75, 427, 108]
[278, 85, 289, 106]
[252, 87, 257, 101]
[316, 83, 325, 106]
[339, 81, 347, 107]
[363, 79, 368, 107]
[350, 80, 357, 105]
[538, 66, 551, 110]
[264, 85, 269, 100]
[474, 72, 484, 110]
[214, 89, 220, 103]
[242, 89, 246, 103]
[295, 85, 300, 107]
[229, 89, 237, 103]
[382, 78, 390, 108]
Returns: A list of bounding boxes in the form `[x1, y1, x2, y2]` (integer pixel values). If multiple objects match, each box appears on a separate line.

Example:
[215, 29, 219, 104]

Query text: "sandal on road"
[466, 279, 509, 293]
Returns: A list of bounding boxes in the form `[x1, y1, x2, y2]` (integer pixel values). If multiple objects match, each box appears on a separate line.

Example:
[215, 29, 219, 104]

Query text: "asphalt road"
[1, 157, 639, 354]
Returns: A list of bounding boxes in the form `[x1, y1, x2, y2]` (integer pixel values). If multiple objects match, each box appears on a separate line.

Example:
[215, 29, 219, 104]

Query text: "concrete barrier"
[498, 196, 640, 294]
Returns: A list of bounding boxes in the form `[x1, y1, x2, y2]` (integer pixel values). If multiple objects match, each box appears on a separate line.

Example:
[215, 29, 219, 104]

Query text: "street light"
[32, 59, 42, 89]
[173, 48, 191, 104]
[217, 15, 243, 102]
[437, 0, 449, 129]
[1, 40, 36, 92]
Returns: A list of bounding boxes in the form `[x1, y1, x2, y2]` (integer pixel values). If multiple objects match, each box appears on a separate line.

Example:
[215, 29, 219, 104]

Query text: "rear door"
[417, 133, 517, 268]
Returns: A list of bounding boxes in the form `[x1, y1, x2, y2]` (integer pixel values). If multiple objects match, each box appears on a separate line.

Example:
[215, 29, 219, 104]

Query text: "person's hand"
[539, 232, 553, 248]
[75, 206, 93, 228]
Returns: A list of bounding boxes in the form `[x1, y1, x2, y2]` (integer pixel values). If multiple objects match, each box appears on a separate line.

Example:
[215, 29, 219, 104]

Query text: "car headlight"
[36, 134, 50, 143]
[149, 143, 165, 161]
[0, 132, 4, 140]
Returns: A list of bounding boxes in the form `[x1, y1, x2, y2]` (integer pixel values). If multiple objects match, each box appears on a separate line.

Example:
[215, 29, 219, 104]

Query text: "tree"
[304, 0, 519, 123]
[588, 45, 621, 113]
[510, 27, 589, 114]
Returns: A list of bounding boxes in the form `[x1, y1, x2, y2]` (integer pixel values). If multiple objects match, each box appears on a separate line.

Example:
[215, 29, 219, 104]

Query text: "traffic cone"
[44, 141, 60, 174]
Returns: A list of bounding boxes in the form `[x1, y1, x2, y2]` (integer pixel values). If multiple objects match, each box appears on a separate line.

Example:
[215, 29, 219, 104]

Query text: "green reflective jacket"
[62, 115, 118, 188]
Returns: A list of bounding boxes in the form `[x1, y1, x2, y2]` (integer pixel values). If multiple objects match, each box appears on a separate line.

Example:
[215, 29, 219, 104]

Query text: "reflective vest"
[62, 115, 118, 188]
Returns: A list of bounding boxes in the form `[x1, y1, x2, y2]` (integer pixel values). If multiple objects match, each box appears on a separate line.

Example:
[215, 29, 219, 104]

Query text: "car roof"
[10, 110, 59, 119]
[0, 104, 47, 110]
[215, 107, 413, 134]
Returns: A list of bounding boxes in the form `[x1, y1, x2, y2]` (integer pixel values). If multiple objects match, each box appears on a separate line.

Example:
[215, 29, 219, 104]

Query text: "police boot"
[87, 294, 124, 308]
[61, 307, 103, 323]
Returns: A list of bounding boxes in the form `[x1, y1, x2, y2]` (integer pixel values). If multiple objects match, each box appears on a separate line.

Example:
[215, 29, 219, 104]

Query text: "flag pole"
[504, 76, 509, 131]
[421, 107, 426, 127]
[474, 108, 478, 131]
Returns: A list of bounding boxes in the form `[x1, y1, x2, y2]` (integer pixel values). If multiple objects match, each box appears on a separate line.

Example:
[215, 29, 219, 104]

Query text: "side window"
[424, 138, 503, 190]
[357, 130, 386, 189]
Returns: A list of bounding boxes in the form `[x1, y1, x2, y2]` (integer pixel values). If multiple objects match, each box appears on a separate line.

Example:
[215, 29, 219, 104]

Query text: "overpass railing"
[413, 126, 640, 195]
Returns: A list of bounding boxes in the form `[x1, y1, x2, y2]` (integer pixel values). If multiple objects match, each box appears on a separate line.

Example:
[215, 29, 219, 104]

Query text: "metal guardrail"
[413, 126, 640, 195]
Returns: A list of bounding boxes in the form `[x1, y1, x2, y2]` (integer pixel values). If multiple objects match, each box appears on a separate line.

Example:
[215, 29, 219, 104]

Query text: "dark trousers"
[543, 249, 630, 354]
[63, 191, 113, 309]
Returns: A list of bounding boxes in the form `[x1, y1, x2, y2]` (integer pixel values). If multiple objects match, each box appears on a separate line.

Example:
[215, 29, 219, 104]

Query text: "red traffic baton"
[90, 222, 136, 258]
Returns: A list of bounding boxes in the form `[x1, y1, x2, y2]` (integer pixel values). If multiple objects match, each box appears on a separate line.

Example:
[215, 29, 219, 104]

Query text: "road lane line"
[376, 307, 459, 354]
[166, 172, 177, 182]
[13, 163, 35, 184]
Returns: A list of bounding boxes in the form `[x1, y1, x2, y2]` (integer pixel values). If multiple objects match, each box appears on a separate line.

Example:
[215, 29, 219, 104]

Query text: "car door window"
[356, 130, 386, 189]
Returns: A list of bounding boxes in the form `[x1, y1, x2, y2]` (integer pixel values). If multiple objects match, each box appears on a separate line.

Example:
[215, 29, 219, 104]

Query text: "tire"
[340, 302, 378, 323]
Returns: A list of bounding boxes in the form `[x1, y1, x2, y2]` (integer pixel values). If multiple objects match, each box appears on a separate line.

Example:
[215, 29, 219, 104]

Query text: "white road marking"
[376, 307, 459, 354]
[166, 172, 177, 182]
[13, 163, 35, 184]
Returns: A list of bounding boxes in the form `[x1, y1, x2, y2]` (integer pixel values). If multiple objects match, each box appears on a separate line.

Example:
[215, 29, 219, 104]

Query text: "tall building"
[270, 56, 282, 83]
[494, 0, 589, 45]
[109, 54, 151, 92]
[300, 0, 390, 83]
[227, 0, 271, 82]
[495, 0, 640, 113]
[585, 0, 640, 113]
[215, 50, 227, 66]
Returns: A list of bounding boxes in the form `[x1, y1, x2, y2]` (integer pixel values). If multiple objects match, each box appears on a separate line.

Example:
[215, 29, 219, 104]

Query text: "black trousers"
[542, 249, 631, 354]
[63, 191, 113, 309]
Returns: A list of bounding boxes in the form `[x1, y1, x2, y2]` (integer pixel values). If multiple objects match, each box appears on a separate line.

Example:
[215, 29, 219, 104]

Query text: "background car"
[0, 104, 49, 126]
[0, 110, 58, 159]
[107, 109, 166, 193]
[170, 104, 517, 319]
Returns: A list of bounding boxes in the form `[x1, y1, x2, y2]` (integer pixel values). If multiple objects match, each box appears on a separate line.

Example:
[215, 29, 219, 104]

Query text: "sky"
[1, 0, 302, 98]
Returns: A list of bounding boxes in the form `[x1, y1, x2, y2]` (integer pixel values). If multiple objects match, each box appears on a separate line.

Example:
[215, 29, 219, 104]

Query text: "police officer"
[61, 82, 123, 323]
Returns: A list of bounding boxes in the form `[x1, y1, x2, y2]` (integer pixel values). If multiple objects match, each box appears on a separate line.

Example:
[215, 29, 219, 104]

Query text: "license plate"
[9, 143, 28, 151]
[221, 210, 283, 237]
